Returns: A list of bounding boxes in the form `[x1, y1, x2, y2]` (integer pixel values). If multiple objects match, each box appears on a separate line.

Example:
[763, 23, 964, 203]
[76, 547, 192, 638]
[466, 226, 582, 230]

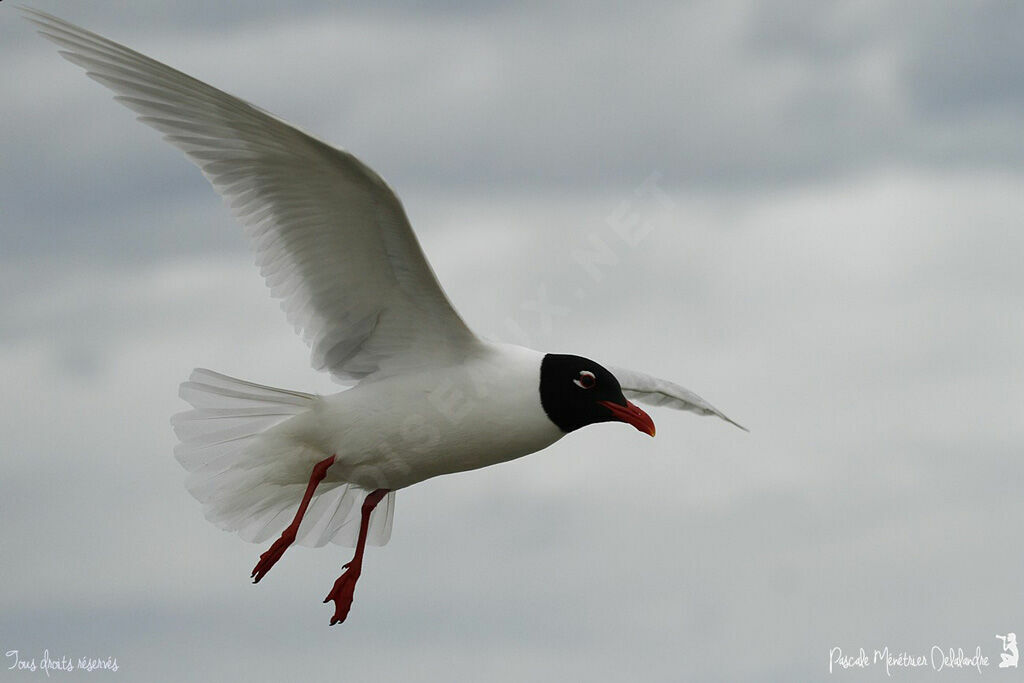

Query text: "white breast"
[272, 343, 565, 490]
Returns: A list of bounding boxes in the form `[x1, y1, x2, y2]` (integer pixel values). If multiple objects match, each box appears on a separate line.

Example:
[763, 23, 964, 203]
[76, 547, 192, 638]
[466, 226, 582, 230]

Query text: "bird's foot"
[251, 529, 296, 583]
[323, 562, 361, 625]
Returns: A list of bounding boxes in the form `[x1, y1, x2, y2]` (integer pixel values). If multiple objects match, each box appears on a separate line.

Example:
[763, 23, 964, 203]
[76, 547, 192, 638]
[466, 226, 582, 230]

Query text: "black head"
[539, 353, 655, 436]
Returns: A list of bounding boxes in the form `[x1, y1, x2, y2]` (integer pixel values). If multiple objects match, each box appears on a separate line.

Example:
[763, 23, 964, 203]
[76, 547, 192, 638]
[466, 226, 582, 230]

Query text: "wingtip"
[17, 6, 66, 34]
[717, 411, 749, 433]
[16, 6, 88, 35]
[15, 5, 51, 20]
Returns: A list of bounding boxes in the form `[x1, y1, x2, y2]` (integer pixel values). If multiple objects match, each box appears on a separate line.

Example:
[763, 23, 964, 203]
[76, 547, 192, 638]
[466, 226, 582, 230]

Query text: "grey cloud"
[903, 3, 1024, 119]
[6, 1, 1024, 259]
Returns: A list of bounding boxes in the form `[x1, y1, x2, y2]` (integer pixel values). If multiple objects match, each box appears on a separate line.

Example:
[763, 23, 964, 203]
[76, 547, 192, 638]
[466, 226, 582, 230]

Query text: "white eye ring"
[573, 370, 596, 389]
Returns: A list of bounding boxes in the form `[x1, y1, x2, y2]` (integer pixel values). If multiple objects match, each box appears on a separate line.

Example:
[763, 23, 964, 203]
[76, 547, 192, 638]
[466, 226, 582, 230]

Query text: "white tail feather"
[171, 369, 395, 547]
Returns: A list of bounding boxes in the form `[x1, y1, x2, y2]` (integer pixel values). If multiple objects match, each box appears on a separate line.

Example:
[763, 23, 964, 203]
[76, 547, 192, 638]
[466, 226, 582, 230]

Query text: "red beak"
[598, 400, 656, 437]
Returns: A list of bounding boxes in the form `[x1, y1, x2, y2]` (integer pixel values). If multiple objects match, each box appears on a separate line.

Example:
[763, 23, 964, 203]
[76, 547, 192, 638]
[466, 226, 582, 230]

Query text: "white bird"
[25, 8, 746, 625]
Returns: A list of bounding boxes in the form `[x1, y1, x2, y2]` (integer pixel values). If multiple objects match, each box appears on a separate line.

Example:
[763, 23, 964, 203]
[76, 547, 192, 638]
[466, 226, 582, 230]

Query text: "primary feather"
[22, 7, 479, 384]
[610, 366, 747, 431]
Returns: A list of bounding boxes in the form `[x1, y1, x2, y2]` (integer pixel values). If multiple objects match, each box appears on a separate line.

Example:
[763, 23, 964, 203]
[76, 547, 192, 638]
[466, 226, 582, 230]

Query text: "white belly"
[269, 344, 565, 490]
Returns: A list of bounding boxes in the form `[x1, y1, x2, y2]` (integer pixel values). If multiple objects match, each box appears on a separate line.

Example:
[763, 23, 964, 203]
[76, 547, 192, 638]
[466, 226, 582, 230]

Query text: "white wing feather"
[610, 366, 747, 432]
[23, 8, 479, 383]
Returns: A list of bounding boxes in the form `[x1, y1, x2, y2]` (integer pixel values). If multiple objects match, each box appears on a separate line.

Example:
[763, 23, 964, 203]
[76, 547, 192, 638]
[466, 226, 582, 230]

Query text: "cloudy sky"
[3, 2, 1023, 681]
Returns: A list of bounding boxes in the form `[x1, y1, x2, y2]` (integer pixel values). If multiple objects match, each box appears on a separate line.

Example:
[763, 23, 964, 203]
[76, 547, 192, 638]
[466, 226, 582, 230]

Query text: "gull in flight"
[24, 8, 745, 625]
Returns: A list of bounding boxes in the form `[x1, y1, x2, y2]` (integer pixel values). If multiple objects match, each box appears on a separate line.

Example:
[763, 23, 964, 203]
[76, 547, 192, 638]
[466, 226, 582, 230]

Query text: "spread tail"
[171, 369, 395, 547]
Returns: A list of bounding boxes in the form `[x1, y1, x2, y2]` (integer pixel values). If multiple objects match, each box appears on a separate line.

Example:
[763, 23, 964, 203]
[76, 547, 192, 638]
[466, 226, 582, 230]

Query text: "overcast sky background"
[2, 2, 1023, 681]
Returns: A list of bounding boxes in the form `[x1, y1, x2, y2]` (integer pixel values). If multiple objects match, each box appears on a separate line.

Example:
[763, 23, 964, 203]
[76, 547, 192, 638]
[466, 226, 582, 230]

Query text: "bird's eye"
[573, 370, 596, 389]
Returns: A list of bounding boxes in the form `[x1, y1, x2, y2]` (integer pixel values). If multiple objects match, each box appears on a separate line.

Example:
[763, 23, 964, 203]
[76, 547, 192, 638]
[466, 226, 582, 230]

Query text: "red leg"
[323, 487, 390, 625]
[251, 454, 336, 583]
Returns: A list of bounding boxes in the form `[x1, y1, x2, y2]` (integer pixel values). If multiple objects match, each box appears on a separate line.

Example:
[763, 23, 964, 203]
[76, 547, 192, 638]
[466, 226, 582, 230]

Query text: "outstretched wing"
[24, 8, 480, 383]
[610, 366, 747, 432]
